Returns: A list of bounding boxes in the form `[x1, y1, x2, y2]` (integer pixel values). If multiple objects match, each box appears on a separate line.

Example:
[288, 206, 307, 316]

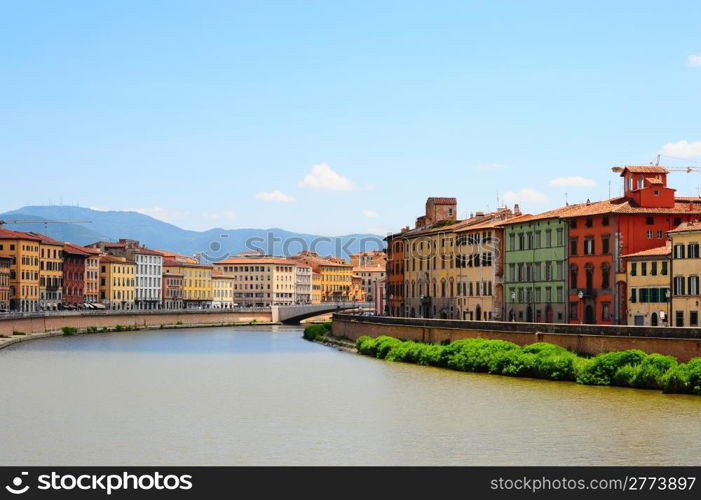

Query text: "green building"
[502, 211, 568, 323]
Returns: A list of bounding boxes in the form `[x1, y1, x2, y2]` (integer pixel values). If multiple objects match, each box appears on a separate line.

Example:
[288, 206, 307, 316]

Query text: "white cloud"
[255, 190, 296, 202]
[297, 163, 356, 191]
[660, 140, 701, 158]
[362, 209, 379, 218]
[473, 163, 507, 170]
[688, 53, 701, 67]
[549, 176, 596, 188]
[502, 188, 548, 205]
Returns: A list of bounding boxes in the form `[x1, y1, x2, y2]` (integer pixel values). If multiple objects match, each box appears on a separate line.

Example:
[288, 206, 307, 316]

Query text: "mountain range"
[0, 206, 385, 262]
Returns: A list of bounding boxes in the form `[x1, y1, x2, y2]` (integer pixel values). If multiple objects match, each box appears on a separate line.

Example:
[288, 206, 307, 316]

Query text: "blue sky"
[1, 1, 700, 235]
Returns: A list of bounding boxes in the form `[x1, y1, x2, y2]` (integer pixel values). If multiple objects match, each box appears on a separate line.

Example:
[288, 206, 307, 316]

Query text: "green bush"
[62, 327, 78, 335]
[12, 331, 26, 336]
[664, 358, 701, 395]
[374, 336, 403, 359]
[303, 322, 332, 341]
[86, 326, 98, 333]
[114, 324, 125, 332]
[575, 350, 647, 386]
[352, 334, 695, 395]
[176, 321, 183, 325]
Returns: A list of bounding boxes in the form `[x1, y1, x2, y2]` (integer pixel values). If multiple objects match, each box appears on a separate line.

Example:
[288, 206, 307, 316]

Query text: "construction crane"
[0, 219, 92, 237]
[655, 154, 701, 173]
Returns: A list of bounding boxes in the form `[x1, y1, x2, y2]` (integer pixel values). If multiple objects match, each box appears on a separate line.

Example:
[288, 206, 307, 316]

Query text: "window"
[689, 276, 699, 295]
[570, 238, 578, 256]
[569, 302, 578, 320]
[556, 261, 563, 280]
[639, 288, 649, 303]
[601, 302, 610, 321]
[518, 233, 525, 250]
[651, 261, 657, 276]
[661, 261, 668, 275]
[646, 216, 654, 225]
[509, 263, 516, 282]
[641, 262, 647, 276]
[674, 276, 685, 296]
[646, 231, 653, 239]
[584, 237, 595, 255]
[691, 311, 699, 327]
[630, 288, 637, 303]
[601, 236, 610, 254]
[556, 228, 564, 246]
[674, 244, 685, 259]
[545, 230, 552, 248]
[585, 217, 593, 228]
[674, 217, 682, 226]
[570, 265, 578, 289]
[630, 262, 637, 276]
[509, 234, 515, 251]
[675, 311, 684, 327]
[556, 287, 563, 302]
[688, 243, 700, 258]
[570, 219, 577, 229]
[534, 232, 541, 249]
[545, 287, 552, 302]
[602, 216, 609, 227]
[656, 231, 663, 239]
[601, 263, 610, 289]
[535, 288, 541, 304]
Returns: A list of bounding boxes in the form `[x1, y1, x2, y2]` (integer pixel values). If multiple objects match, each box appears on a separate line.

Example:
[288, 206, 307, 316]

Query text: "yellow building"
[311, 272, 322, 304]
[292, 252, 353, 302]
[163, 259, 212, 308]
[0, 228, 41, 312]
[35, 233, 65, 311]
[99, 255, 136, 310]
[211, 273, 235, 309]
[212, 257, 297, 307]
[622, 244, 671, 326]
[669, 222, 701, 327]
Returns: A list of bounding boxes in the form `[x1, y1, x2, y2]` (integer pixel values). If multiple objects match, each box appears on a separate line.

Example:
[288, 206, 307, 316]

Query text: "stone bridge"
[273, 302, 373, 324]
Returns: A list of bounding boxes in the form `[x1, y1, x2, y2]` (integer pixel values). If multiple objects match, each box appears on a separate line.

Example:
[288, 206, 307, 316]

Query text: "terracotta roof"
[162, 258, 212, 269]
[132, 248, 163, 256]
[622, 243, 671, 259]
[668, 221, 701, 234]
[24, 232, 64, 246]
[63, 242, 93, 256]
[428, 197, 457, 204]
[353, 265, 385, 273]
[100, 255, 134, 265]
[620, 166, 669, 175]
[646, 177, 664, 185]
[213, 257, 297, 266]
[0, 227, 42, 241]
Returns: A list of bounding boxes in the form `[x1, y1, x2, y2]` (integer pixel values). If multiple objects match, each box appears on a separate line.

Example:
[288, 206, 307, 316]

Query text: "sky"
[1, 1, 700, 235]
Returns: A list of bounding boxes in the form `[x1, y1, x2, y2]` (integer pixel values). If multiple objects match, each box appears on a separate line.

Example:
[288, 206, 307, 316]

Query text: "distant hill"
[0, 206, 385, 262]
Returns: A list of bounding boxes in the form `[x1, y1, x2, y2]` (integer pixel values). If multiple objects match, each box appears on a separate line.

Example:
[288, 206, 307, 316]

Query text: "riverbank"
[0, 320, 280, 351]
[302, 322, 356, 352]
[353, 334, 701, 396]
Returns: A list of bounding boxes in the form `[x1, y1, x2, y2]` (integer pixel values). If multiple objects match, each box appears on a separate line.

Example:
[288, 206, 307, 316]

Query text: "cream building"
[669, 222, 701, 327]
[622, 244, 671, 326]
[213, 257, 297, 307]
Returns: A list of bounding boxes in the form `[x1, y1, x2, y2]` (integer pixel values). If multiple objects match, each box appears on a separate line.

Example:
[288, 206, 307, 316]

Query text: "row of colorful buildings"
[384, 166, 701, 327]
[0, 229, 379, 312]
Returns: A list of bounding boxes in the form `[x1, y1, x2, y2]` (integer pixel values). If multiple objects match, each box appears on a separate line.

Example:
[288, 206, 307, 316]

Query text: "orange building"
[565, 166, 701, 324]
[0, 256, 11, 311]
[385, 229, 407, 316]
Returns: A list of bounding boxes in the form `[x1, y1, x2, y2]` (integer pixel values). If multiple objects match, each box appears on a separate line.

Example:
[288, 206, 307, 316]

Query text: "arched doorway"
[651, 312, 658, 326]
[545, 305, 553, 323]
[475, 305, 482, 321]
[585, 304, 595, 324]
[526, 306, 533, 322]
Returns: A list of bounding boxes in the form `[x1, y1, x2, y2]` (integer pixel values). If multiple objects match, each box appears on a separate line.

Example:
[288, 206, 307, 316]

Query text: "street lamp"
[665, 289, 671, 327]
[510, 291, 516, 321]
[577, 290, 584, 324]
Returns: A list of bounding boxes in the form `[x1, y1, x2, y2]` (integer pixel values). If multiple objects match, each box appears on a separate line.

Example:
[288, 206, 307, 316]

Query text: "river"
[0, 325, 698, 466]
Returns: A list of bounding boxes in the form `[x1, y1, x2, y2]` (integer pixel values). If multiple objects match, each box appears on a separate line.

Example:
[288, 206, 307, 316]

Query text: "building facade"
[0, 256, 11, 311]
[99, 255, 136, 310]
[63, 242, 90, 308]
[291, 252, 352, 302]
[354, 264, 385, 311]
[212, 257, 297, 307]
[294, 264, 312, 304]
[0, 229, 41, 312]
[211, 273, 235, 308]
[669, 222, 701, 327]
[385, 230, 406, 316]
[622, 244, 671, 326]
[502, 213, 568, 323]
[84, 247, 101, 306]
[162, 269, 184, 309]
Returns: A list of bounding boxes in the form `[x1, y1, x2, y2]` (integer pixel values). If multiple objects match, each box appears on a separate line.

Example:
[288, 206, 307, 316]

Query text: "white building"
[295, 264, 312, 304]
[213, 256, 297, 307]
[354, 264, 386, 313]
[134, 250, 163, 310]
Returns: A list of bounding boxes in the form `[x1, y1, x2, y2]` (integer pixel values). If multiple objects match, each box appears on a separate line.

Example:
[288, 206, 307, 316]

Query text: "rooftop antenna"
[565, 192, 568, 206]
[608, 180, 611, 199]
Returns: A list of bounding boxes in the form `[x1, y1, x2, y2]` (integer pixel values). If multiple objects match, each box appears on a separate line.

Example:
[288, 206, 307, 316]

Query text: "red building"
[63, 242, 92, 308]
[565, 166, 701, 324]
[385, 228, 407, 316]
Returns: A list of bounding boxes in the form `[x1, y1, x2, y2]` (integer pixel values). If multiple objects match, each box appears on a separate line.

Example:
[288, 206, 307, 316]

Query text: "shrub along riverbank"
[355, 335, 701, 396]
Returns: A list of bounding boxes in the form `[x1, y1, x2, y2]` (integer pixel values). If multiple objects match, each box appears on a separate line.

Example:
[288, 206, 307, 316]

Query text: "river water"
[0, 326, 698, 466]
